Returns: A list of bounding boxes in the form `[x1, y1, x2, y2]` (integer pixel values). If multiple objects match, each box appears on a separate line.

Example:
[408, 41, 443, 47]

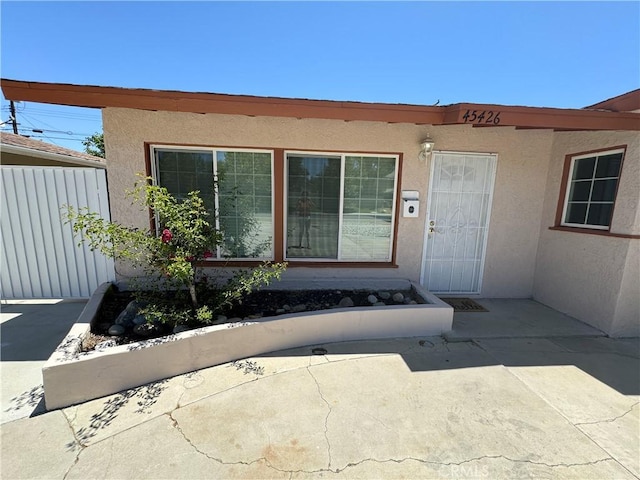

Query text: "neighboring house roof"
[1, 79, 639, 131]
[584, 89, 640, 113]
[0, 132, 105, 168]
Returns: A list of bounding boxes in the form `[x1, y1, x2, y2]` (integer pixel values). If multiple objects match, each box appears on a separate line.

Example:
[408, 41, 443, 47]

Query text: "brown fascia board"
[2, 78, 639, 131]
[443, 103, 640, 131]
[0, 79, 444, 124]
[584, 89, 640, 112]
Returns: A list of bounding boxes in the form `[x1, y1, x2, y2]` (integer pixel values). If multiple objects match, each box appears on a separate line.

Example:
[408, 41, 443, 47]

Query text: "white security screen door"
[420, 152, 497, 294]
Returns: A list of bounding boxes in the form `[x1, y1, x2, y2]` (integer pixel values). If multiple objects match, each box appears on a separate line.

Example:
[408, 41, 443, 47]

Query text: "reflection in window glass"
[286, 153, 397, 261]
[287, 155, 341, 259]
[155, 149, 215, 218]
[341, 156, 396, 260]
[154, 148, 273, 259]
[217, 151, 273, 258]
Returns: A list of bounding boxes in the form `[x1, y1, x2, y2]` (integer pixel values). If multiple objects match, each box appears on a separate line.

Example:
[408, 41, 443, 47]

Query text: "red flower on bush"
[161, 229, 173, 243]
[203, 250, 213, 259]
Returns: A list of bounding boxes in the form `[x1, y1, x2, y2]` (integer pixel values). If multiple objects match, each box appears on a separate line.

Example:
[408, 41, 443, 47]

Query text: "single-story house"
[2, 79, 638, 336]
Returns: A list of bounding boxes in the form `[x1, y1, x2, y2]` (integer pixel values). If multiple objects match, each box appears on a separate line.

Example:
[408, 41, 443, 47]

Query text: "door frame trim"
[419, 151, 498, 294]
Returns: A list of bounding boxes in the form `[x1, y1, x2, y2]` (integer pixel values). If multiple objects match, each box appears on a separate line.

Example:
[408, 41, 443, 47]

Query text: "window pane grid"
[562, 150, 623, 229]
[341, 156, 396, 261]
[155, 147, 273, 260]
[155, 147, 397, 263]
[286, 155, 341, 259]
[217, 151, 272, 259]
[286, 154, 397, 262]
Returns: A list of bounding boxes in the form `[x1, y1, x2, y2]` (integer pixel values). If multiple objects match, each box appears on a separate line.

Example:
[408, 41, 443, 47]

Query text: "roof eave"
[584, 89, 640, 112]
[0, 79, 444, 124]
[442, 103, 640, 131]
[0, 143, 106, 168]
[2, 78, 639, 131]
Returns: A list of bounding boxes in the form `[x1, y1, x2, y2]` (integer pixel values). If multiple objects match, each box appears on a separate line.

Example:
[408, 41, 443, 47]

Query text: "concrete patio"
[1, 298, 638, 479]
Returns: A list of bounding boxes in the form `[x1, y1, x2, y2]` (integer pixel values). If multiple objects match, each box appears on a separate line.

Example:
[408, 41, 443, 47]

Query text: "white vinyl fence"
[1, 167, 115, 299]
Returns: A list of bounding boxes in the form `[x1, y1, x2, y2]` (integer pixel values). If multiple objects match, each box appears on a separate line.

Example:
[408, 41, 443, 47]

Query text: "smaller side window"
[561, 148, 624, 230]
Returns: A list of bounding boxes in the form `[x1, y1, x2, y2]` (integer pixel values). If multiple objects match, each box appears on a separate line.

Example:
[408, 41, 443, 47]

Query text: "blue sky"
[1, 1, 638, 152]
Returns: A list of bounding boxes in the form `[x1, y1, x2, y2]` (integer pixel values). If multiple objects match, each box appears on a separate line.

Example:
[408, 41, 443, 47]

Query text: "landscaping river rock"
[86, 287, 422, 351]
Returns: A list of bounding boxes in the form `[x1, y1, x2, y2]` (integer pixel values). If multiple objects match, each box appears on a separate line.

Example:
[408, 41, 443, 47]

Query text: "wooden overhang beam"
[2, 79, 639, 131]
[0, 79, 445, 125]
[442, 103, 640, 131]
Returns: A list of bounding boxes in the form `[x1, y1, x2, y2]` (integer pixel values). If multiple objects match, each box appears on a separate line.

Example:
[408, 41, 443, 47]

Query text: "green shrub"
[64, 176, 285, 326]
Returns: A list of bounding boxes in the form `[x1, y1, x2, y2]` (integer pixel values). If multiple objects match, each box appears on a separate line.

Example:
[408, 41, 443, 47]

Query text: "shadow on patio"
[259, 298, 639, 396]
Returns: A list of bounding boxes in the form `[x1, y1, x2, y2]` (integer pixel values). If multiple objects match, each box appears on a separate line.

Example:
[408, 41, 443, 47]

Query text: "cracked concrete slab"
[65, 413, 289, 479]
[177, 360, 264, 406]
[171, 367, 331, 472]
[2, 333, 638, 479]
[577, 403, 640, 477]
[476, 336, 640, 398]
[500, 364, 637, 424]
[0, 411, 80, 480]
[289, 456, 638, 479]
[309, 352, 619, 471]
[476, 338, 640, 422]
[229, 352, 320, 377]
[61, 354, 298, 447]
[62, 374, 184, 446]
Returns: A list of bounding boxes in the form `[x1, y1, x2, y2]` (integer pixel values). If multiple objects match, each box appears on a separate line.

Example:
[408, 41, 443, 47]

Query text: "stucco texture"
[103, 107, 551, 298]
[534, 131, 640, 337]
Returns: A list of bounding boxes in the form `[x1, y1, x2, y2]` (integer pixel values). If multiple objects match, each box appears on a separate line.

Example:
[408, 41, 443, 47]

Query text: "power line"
[1, 105, 100, 121]
[1, 126, 92, 138]
[17, 113, 61, 146]
[0, 102, 101, 147]
[1, 104, 101, 132]
[18, 111, 100, 122]
[12, 135, 85, 142]
[9, 115, 93, 136]
[0, 128, 85, 142]
[19, 110, 68, 132]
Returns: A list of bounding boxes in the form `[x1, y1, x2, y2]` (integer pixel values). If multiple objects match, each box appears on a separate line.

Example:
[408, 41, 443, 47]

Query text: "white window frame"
[560, 147, 624, 231]
[150, 144, 275, 261]
[284, 150, 399, 263]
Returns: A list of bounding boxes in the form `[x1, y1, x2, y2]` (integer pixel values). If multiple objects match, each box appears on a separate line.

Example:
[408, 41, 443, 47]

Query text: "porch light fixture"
[419, 136, 435, 162]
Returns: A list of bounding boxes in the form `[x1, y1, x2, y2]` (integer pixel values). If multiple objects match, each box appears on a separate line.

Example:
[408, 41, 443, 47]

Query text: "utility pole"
[9, 101, 18, 134]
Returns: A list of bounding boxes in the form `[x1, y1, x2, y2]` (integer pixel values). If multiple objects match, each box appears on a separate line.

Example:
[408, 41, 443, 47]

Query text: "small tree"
[82, 132, 105, 158]
[64, 176, 285, 318]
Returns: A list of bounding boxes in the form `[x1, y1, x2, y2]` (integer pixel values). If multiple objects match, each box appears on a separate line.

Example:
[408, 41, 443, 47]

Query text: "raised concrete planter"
[43, 279, 453, 410]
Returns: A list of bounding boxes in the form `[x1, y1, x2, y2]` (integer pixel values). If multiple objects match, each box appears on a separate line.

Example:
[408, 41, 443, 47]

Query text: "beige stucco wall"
[430, 125, 553, 297]
[103, 108, 553, 297]
[533, 130, 640, 337]
[613, 241, 640, 337]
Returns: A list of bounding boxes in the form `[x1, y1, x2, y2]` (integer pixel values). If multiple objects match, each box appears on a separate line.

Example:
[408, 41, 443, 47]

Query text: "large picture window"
[151, 146, 400, 264]
[286, 152, 398, 261]
[561, 148, 624, 230]
[153, 147, 274, 259]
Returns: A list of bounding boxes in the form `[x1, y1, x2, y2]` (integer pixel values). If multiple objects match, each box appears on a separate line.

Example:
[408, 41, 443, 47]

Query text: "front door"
[420, 152, 497, 294]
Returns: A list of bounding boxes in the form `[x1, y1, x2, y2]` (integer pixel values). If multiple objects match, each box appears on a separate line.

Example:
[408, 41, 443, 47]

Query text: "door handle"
[428, 220, 435, 233]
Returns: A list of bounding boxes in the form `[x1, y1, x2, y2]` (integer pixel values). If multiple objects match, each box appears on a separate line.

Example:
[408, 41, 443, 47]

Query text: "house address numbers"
[462, 110, 501, 125]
